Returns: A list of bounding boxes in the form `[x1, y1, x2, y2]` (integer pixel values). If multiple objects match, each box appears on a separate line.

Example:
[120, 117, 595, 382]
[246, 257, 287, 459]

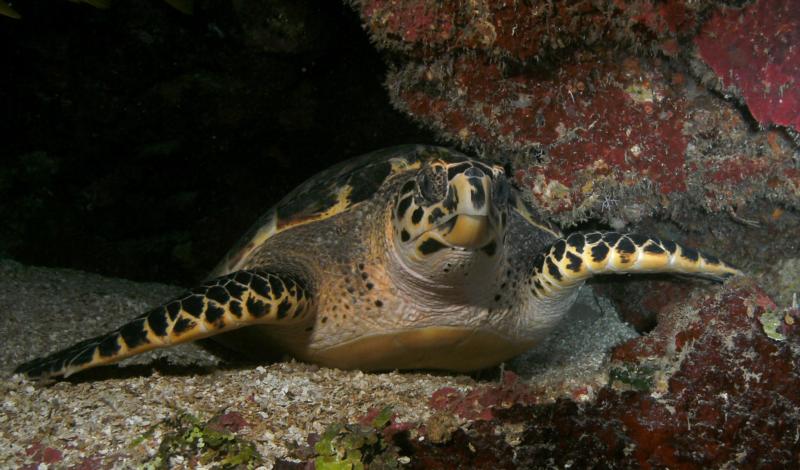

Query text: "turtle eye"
[417, 165, 447, 202]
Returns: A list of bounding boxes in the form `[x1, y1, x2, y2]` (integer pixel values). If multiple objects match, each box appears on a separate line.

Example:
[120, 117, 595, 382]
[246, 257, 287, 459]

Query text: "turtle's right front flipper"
[15, 270, 312, 380]
[528, 231, 742, 299]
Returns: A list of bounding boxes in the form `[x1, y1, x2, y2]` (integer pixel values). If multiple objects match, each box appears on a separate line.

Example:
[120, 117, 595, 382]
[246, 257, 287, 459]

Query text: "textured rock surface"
[348, 0, 799, 233]
[308, 280, 800, 469]
[694, 0, 800, 130]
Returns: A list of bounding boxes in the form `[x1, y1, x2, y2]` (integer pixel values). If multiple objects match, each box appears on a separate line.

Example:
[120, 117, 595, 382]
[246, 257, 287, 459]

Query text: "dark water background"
[0, 0, 433, 285]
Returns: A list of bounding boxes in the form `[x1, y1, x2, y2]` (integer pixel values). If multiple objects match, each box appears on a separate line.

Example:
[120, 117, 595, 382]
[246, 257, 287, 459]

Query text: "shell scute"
[211, 145, 454, 276]
[275, 148, 404, 228]
[271, 145, 467, 230]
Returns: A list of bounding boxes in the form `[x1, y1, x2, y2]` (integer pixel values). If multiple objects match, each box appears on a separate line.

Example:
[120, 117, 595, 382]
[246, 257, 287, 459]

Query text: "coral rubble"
[490, 282, 800, 468]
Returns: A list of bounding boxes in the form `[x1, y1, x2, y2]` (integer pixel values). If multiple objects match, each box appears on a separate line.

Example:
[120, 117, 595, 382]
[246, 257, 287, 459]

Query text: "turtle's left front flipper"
[529, 231, 742, 298]
[15, 270, 312, 380]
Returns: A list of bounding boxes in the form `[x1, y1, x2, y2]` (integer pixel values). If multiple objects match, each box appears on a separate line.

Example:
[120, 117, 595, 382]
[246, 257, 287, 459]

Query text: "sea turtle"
[16, 145, 741, 379]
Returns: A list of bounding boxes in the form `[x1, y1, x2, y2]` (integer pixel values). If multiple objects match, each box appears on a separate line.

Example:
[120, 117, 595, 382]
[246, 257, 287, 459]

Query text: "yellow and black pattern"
[529, 231, 742, 298]
[211, 146, 440, 276]
[391, 158, 509, 255]
[15, 270, 311, 379]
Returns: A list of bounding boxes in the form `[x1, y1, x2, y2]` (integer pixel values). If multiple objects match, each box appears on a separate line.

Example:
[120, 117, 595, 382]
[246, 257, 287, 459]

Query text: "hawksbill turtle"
[16, 145, 741, 379]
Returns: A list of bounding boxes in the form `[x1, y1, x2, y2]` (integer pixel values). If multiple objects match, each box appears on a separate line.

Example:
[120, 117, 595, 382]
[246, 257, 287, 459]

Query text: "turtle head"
[391, 158, 510, 262]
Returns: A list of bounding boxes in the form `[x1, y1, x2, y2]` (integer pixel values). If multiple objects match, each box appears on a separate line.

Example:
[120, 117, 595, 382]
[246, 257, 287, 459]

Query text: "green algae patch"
[609, 363, 656, 393]
[143, 411, 261, 469]
[314, 406, 403, 470]
[760, 308, 788, 341]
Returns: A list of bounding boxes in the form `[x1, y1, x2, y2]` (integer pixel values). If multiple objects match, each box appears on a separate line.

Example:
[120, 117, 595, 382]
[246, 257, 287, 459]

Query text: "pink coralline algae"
[410, 282, 800, 468]
[352, 0, 800, 221]
[205, 411, 250, 433]
[353, 0, 711, 61]
[394, 51, 691, 208]
[695, 0, 800, 131]
[428, 371, 543, 421]
[598, 283, 800, 467]
[22, 441, 63, 469]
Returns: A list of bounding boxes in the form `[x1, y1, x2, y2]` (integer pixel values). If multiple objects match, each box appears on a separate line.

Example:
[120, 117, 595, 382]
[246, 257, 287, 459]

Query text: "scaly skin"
[15, 271, 311, 378]
[530, 231, 741, 296]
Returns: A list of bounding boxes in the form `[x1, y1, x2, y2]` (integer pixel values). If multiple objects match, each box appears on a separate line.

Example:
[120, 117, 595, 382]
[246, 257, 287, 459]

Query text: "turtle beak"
[436, 214, 492, 249]
[420, 168, 506, 251]
[392, 160, 509, 257]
